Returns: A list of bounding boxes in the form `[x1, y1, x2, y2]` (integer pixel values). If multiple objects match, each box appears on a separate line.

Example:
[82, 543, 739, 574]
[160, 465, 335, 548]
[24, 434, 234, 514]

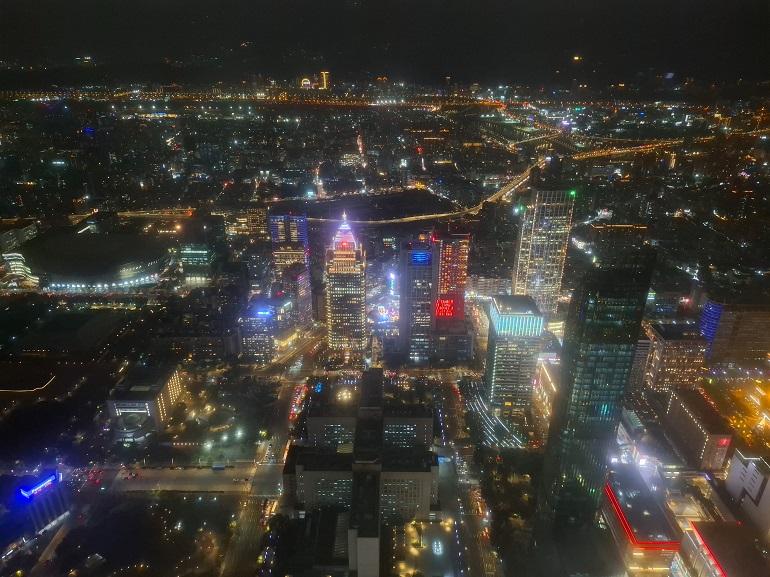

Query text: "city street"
[434, 378, 504, 577]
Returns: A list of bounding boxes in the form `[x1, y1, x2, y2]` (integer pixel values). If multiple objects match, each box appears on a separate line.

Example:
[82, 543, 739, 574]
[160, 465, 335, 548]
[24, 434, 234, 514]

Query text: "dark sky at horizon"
[1, 0, 768, 86]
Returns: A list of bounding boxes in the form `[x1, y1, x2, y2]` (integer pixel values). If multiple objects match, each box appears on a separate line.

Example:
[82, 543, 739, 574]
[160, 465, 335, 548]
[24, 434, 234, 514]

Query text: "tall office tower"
[512, 189, 575, 317]
[269, 213, 309, 248]
[432, 224, 470, 323]
[239, 299, 278, 365]
[246, 204, 269, 241]
[485, 295, 544, 422]
[643, 321, 706, 393]
[325, 214, 367, 353]
[272, 243, 309, 277]
[399, 236, 435, 365]
[282, 262, 313, 328]
[700, 299, 770, 365]
[541, 237, 654, 526]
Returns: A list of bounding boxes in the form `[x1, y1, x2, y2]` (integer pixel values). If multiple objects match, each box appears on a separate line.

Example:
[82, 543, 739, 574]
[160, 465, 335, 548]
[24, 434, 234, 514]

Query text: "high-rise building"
[663, 389, 732, 471]
[700, 299, 770, 365]
[269, 213, 309, 247]
[541, 240, 653, 526]
[432, 224, 470, 324]
[399, 237, 434, 364]
[246, 204, 269, 240]
[281, 262, 313, 328]
[512, 189, 575, 317]
[272, 242, 309, 277]
[485, 295, 544, 421]
[643, 321, 707, 393]
[239, 299, 278, 365]
[326, 214, 366, 353]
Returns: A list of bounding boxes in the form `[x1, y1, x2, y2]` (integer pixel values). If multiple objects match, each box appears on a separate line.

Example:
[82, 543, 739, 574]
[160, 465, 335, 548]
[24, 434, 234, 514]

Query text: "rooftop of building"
[111, 364, 177, 401]
[492, 294, 541, 316]
[360, 368, 384, 410]
[0, 218, 35, 233]
[733, 449, 770, 477]
[671, 389, 732, 435]
[354, 417, 383, 458]
[284, 445, 354, 474]
[21, 227, 169, 280]
[381, 448, 437, 472]
[383, 403, 433, 420]
[19, 310, 128, 357]
[605, 463, 679, 549]
[649, 321, 705, 341]
[690, 521, 769, 577]
[350, 472, 380, 538]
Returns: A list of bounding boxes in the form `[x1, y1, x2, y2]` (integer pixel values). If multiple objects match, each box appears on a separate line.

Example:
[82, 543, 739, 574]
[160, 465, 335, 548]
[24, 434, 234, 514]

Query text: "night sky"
[0, 0, 768, 86]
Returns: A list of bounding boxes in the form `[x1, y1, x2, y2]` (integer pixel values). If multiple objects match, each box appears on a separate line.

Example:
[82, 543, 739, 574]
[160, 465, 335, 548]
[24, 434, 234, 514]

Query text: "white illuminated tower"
[512, 189, 575, 317]
[485, 295, 544, 421]
[325, 213, 367, 353]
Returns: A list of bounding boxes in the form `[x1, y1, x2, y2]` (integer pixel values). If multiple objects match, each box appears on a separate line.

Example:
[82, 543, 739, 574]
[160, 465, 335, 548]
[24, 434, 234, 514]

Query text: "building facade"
[485, 295, 544, 421]
[542, 245, 653, 526]
[700, 299, 770, 365]
[432, 224, 470, 324]
[269, 213, 309, 247]
[326, 215, 367, 353]
[512, 189, 575, 317]
[644, 321, 706, 393]
[399, 238, 434, 364]
[664, 389, 732, 471]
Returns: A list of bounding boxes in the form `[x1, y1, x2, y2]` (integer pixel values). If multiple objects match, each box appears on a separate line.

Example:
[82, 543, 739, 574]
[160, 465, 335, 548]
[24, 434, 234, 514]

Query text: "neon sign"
[435, 299, 455, 318]
[19, 474, 57, 499]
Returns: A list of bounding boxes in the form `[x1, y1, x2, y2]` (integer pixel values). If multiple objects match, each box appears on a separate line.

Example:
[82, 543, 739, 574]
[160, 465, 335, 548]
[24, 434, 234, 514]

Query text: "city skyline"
[0, 7, 768, 576]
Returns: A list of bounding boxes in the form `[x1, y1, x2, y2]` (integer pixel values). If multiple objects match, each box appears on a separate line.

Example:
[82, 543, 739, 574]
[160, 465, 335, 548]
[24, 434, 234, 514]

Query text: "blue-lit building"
[239, 297, 293, 364]
[17, 471, 69, 534]
[485, 295, 544, 421]
[699, 299, 770, 365]
[399, 237, 434, 365]
[542, 238, 654, 526]
[269, 213, 309, 248]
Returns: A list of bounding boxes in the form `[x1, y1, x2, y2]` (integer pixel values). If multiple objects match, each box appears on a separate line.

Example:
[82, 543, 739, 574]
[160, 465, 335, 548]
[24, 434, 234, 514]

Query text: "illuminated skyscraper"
[399, 236, 434, 364]
[541, 239, 654, 526]
[269, 213, 309, 247]
[246, 204, 269, 240]
[485, 295, 544, 421]
[281, 262, 313, 328]
[270, 213, 309, 277]
[272, 243, 308, 277]
[512, 189, 575, 317]
[432, 224, 470, 324]
[325, 214, 366, 353]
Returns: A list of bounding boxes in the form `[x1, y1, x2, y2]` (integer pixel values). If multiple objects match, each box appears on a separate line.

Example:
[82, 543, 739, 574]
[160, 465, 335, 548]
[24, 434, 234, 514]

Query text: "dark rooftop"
[111, 364, 176, 401]
[691, 522, 769, 577]
[649, 322, 705, 342]
[22, 228, 169, 281]
[672, 389, 732, 435]
[350, 472, 380, 538]
[284, 445, 354, 475]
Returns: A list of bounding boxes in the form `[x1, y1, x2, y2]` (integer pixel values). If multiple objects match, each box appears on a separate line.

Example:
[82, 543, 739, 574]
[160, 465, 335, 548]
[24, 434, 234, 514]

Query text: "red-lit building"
[602, 464, 680, 576]
[432, 224, 470, 325]
[673, 521, 769, 577]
